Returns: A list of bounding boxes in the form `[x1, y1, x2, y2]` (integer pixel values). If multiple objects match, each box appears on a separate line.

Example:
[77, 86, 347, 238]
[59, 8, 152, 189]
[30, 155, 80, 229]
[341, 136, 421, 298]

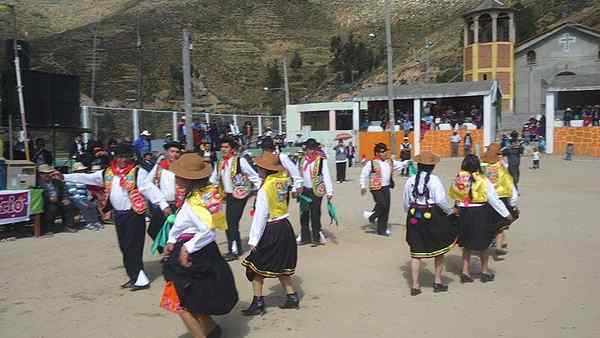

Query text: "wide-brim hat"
[414, 151, 440, 165]
[170, 153, 212, 180]
[163, 141, 183, 151]
[260, 137, 274, 150]
[114, 143, 134, 157]
[304, 138, 321, 149]
[481, 143, 501, 164]
[72, 162, 88, 172]
[38, 164, 55, 174]
[374, 142, 389, 153]
[254, 153, 285, 172]
[141, 130, 151, 136]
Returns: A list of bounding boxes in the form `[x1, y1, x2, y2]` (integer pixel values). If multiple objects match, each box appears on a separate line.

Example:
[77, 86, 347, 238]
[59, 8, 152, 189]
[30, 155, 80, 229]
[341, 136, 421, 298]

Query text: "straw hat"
[414, 151, 440, 165]
[254, 152, 285, 172]
[140, 130, 151, 136]
[38, 164, 55, 174]
[169, 153, 212, 180]
[72, 162, 88, 172]
[481, 143, 501, 164]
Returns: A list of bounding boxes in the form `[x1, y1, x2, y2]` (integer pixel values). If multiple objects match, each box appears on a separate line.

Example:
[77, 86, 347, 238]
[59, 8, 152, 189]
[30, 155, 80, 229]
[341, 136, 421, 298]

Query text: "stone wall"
[554, 127, 600, 157]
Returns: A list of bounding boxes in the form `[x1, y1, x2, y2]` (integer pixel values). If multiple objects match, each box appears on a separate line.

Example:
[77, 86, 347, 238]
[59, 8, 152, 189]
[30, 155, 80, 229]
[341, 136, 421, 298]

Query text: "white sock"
[134, 270, 150, 286]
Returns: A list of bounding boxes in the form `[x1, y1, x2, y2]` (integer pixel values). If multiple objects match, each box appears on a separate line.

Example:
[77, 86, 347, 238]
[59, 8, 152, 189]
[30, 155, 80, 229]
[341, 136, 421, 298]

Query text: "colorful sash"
[103, 166, 147, 214]
[299, 156, 326, 197]
[217, 156, 252, 199]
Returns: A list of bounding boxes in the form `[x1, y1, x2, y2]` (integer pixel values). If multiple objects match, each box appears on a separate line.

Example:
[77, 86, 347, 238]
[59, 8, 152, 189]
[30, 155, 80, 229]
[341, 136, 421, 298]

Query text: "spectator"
[463, 131, 473, 156]
[66, 162, 103, 231]
[347, 141, 356, 167]
[333, 139, 348, 183]
[450, 131, 461, 157]
[502, 131, 524, 188]
[563, 108, 573, 127]
[32, 138, 53, 166]
[69, 134, 86, 161]
[133, 130, 152, 159]
[399, 137, 412, 176]
[243, 121, 253, 145]
[38, 164, 77, 234]
[530, 148, 541, 170]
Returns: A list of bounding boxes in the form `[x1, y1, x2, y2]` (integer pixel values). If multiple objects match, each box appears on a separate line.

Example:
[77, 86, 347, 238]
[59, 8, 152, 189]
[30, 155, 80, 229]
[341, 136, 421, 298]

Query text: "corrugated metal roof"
[353, 81, 499, 101]
[464, 0, 512, 17]
[547, 74, 600, 92]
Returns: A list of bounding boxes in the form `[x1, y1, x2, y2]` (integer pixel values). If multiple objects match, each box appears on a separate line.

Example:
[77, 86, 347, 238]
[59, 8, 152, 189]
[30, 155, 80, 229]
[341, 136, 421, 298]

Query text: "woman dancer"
[449, 154, 513, 283]
[241, 152, 299, 315]
[163, 153, 238, 338]
[403, 151, 458, 296]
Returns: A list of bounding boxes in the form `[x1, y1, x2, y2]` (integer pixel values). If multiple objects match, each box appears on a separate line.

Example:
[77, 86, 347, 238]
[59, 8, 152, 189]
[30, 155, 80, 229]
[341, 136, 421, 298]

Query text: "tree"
[290, 51, 303, 72]
[265, 60, 282, 90]
[511, 0, 537, 42]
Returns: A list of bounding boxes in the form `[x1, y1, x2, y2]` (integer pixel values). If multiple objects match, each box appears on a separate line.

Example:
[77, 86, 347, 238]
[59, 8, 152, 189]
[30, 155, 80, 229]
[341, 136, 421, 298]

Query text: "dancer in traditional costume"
[241, 152, 299, 315]
[146, 141, 184, 253]
[63, 144, 172, 291]
[448, 154, 513, 283]
[481, 143, 519, 253]
[360, 143, 407, 236]
[403, 151, 458, 296]
[260, 137, 303, 196]
[210, 137, 261, 261]
[297, 138, 333, 246]
[162, 153, 238, 338]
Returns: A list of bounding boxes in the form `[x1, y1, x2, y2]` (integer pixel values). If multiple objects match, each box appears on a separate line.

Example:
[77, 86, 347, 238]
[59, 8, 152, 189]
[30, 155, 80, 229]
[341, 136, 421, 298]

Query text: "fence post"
[258, 116, 263, 136]
[278, 116, 283, 135]
[205, 113, 210, 124]
[132, 109, 140, 140]
[172, 111, 178, 141]
[81, 106, 90, 143]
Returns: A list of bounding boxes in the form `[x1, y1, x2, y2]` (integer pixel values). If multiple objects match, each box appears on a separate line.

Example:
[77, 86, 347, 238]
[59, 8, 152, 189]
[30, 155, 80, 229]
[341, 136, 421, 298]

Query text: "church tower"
[463, 0, 516, 113]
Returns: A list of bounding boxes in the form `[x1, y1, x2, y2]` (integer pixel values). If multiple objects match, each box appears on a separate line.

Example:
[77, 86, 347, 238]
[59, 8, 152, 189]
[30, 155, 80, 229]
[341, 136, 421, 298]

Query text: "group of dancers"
[359, 142, 519, 296]
[59, 135, 519, 337]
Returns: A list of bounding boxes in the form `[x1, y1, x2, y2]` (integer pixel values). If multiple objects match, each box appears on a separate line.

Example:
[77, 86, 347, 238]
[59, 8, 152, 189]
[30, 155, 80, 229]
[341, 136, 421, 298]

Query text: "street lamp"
[0, 3, 29, 161]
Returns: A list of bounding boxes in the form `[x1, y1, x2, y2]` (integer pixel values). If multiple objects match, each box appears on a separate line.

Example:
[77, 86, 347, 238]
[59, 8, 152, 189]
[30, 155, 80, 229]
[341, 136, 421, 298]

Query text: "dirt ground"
[1, 156, 599, 338]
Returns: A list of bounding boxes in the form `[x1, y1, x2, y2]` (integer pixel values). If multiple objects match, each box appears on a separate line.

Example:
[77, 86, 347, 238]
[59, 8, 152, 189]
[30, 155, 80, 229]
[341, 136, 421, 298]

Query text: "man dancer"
[145, 141, 184, 253]
[298, 138, 334, 246]
[360, 143, 407, 236]
[210, 137, 261, 261]
[502, 131, 524, 189]
[62, 144, 172, 291]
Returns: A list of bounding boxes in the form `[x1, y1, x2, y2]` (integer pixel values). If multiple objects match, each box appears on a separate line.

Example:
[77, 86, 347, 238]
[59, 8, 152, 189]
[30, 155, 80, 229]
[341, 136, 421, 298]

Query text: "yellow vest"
[187, 184, 227, 231]
[448, 171, 488, 203]
[263, 172, 289, 220]
[481, 162, 514, 198]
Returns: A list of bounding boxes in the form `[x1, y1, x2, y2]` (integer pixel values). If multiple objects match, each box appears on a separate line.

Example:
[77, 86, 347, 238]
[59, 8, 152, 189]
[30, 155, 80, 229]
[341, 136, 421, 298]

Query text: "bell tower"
[463, 0, 515, 113]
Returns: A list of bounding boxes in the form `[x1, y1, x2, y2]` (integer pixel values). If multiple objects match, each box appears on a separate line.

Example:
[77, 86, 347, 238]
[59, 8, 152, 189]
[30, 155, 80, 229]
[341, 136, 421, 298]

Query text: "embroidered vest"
[448, 171, 488, 204]
[217, 156, 252, 199]
[369, 160, 395, 191]
[481, 162, 514, 198]
[299, 156, 326, 197]
[103, 166, 148, 214]
[263, 172, 290, 220]
[187, 184, 227, 231]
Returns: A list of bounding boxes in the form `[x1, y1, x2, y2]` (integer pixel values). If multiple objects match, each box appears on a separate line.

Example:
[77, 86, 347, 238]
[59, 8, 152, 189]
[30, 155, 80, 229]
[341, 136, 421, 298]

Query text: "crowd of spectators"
[561, 105, 600, 127]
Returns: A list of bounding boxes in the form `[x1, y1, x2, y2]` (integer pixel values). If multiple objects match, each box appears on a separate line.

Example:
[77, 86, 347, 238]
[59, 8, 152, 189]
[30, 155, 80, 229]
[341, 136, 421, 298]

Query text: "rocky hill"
[3, 0, 599, 112]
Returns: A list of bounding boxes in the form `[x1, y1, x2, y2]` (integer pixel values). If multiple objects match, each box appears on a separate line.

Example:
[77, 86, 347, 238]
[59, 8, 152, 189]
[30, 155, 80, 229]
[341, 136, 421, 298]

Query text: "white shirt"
[167, 202, 216, 254]
[301, 157, 334, 196]
[247, 187, 289, 247]
[278, 152, 303, 192]
[359, 159, 407, 189]
[403, 172, 452, 215]
[64, 168, 169, 211]
[209, 156, 261, 194]
[455, 178, 510, 218]
[532, 151, 540, 161]
[450, 135, 461, 143]
[146, 164, 176, 202]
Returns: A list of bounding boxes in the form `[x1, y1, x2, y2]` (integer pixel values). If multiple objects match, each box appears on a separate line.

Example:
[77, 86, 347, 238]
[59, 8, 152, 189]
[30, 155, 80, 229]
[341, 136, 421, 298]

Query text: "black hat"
[374, 143, 388, 153]
[260, 137, 274, 150]
[163, 141, 183, 151]
[304, 138, 321, 150]
[114, 143, 134, 157]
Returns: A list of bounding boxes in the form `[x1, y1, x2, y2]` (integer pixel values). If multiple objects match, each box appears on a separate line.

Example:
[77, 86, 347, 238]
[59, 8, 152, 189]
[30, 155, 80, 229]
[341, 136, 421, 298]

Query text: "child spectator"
[66, 162, 103, 230]
[531, 148, 541, 170]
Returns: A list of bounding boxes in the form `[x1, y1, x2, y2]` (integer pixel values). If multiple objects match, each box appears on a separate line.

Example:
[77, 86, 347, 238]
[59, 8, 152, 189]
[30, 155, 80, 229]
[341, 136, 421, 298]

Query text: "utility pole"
[90, 22, 98, 103]
[136, 14, 143, 109]
[182, 29, 194, 150]
[281, 55, 290, 133]
[384, 0, 396, 156]
[425, 40, 433, 83]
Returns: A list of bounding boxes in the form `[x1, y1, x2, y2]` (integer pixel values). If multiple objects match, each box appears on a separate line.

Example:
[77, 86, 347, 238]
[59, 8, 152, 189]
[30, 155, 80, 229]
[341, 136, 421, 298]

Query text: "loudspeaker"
[0, 39, 31, 72]
[1, 70, 80, 128]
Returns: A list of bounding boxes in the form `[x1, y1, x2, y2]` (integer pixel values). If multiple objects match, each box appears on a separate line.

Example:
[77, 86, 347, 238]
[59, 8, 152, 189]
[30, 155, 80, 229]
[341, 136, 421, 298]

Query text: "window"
[497, 13, 510, 42]
[335, 110, 353, 130]
[483, 74, 488, 80]
[478, 14, 493, 43]
[301, 111, 329, 131]
[527, 50, 536, 65]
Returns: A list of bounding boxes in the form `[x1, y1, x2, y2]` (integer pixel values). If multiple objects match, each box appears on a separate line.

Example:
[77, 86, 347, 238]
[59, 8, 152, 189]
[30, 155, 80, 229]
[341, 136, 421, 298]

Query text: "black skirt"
[242, 218, 297, 281]
[457, 205, 498, 251]
[163, 241, 238, 315]
[405, 205, 458, 258]
[493, 198, 519, 232]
